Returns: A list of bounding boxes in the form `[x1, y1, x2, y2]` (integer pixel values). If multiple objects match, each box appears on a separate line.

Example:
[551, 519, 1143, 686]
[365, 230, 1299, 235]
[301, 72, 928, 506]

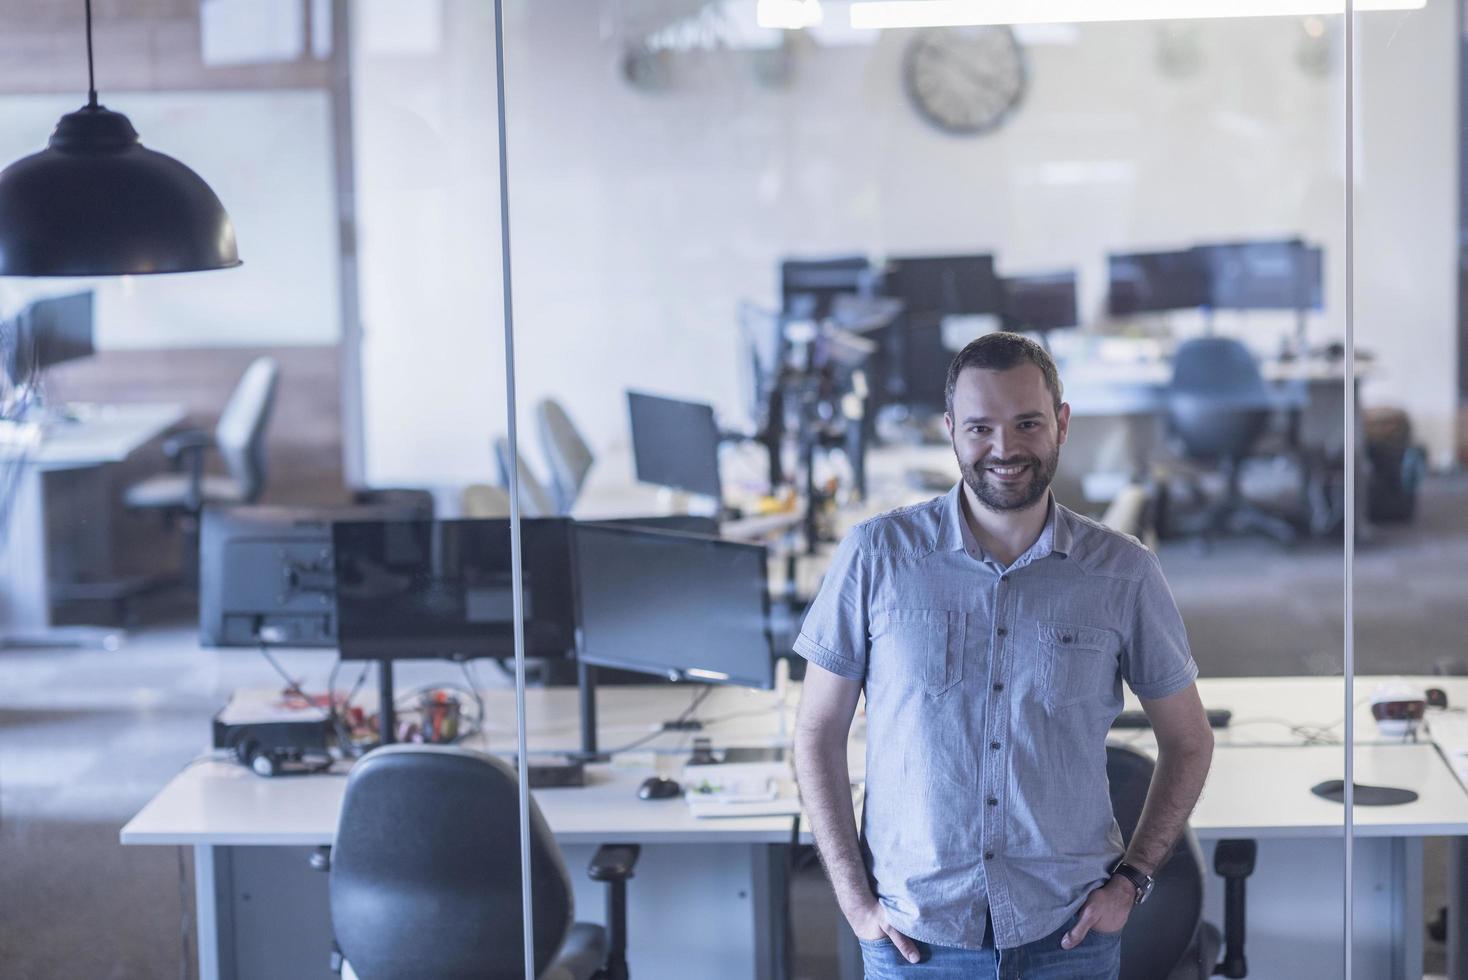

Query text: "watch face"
[902, 27, 1027, 137]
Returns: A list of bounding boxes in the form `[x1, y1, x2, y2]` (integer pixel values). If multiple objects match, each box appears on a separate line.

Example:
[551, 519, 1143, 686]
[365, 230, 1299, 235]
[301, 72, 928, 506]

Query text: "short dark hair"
[944, 332, 1063, 416]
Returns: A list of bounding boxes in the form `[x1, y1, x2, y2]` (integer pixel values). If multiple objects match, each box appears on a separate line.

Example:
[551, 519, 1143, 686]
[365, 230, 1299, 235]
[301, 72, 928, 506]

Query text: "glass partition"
[1350, 2, 1461, 978]
[495, 3, 1352, 977]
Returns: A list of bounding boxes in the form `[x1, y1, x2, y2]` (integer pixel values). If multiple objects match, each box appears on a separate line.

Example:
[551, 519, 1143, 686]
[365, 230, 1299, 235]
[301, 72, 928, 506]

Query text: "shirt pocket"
[1039, 621, 1119, 709]
[873, 608, 965, 697]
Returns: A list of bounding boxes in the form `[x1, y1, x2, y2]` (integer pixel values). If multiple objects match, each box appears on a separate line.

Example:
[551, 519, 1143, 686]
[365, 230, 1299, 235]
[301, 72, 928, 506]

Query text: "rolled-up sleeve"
[792, 525, 869, 680]
[1121, 550, 1199, 700]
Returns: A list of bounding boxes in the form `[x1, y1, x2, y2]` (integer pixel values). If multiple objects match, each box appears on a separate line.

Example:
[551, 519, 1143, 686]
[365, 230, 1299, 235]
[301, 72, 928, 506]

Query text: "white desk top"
[122, 676, 1468, 851]
[1191, 743, 1468, 838]
[119, 758, 794, 848]
[24, 403, 185, 469]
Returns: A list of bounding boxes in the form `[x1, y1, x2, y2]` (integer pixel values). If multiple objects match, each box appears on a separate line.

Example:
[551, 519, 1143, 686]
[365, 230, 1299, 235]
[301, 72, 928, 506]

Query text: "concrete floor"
[4, 475, 1467, 979]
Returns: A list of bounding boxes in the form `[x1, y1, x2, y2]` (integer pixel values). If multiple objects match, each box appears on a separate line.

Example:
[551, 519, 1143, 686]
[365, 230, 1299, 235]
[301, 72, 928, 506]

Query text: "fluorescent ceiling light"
[849, 0, 1425, 29]
[758, 0, 825, 29]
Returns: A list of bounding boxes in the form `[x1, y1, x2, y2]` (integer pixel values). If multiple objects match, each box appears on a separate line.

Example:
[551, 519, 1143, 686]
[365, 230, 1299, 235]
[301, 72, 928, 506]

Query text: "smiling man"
[793, 332, 1214, 978]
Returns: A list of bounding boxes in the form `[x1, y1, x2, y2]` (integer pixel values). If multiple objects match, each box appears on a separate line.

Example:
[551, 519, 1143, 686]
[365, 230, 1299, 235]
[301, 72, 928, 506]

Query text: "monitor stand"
[575, 660, 609, 762]
[376, 658, 397, 746]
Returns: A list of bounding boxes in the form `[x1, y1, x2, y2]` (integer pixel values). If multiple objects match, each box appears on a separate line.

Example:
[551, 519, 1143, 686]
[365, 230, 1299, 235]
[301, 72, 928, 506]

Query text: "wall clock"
[903, 27, 1027, 137]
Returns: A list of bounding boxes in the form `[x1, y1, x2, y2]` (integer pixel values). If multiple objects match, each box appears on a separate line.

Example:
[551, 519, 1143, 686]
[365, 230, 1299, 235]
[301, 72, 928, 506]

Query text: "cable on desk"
[602, 686, 714, 755]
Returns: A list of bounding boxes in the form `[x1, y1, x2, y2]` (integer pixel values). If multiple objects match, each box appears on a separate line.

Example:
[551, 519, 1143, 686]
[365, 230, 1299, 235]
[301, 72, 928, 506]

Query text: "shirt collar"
[943, 482, 1073, 562]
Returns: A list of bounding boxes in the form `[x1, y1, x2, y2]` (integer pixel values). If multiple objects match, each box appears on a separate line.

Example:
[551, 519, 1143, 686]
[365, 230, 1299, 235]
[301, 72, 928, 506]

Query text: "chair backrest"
[213, 357, 279, 502]
[536, 399, 594, 514]
[493, 437, 557, 518]
[330, 745, 574, 980]
[1166, 338, 1271, 460]
[1108, 743, 1207, 980]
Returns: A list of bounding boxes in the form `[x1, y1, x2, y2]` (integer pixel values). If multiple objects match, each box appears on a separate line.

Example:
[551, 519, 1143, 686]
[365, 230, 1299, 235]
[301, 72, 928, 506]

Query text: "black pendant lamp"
[0, 0, 240, 276]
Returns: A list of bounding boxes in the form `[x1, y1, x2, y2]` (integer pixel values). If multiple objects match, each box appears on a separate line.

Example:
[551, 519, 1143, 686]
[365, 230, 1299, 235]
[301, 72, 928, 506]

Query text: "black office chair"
[1160, 338, 1296, 546]
[1107, 744, 1255, 979]
[324, 745, 639, 980]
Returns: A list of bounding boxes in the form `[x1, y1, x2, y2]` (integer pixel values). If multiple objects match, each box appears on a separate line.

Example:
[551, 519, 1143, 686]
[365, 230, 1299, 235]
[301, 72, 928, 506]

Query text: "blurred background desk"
[0, 402, 184, 647]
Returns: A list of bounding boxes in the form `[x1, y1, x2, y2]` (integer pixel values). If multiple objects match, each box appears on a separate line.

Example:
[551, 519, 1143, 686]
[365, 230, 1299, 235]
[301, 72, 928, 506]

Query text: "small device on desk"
[1111, 708, 1233, 729]
[213, 689, 333, 777]
[516, 755, 587, 789]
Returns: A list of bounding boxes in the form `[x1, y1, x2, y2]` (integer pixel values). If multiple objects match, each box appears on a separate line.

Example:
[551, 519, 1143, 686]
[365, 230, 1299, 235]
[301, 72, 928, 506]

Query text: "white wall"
[0, 90, 341, 350]
[352, 2, 1458, 485]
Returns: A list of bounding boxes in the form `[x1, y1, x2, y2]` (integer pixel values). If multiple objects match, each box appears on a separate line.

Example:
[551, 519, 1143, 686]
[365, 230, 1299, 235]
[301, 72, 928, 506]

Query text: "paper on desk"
[685, 776, 802, 818]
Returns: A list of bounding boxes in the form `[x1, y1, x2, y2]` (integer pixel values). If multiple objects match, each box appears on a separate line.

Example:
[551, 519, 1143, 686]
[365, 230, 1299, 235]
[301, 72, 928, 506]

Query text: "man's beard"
[960, 445, 1060, 513]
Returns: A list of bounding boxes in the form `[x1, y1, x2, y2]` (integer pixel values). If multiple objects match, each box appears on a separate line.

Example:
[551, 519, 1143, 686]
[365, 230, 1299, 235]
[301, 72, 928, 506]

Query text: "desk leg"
[1451, 837, 1468, 980]
[194, 844, 233, 980]
[0, 465, 124, 649]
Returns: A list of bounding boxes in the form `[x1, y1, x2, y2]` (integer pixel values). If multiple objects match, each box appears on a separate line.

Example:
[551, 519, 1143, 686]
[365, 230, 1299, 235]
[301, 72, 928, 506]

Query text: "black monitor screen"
[1001, 272, 1078, 331]
[1107, 251, 1208, 314]
[573, 523, 773, 690]
[1201, 239, 1320, 311]
[332, 519, 577, 661]
[627, 391, 722, 500]
[885, 254, 998, 317]
[4, 291, 94, 383]
[781, 255, 870, 320]
[901, 315, 956, 413]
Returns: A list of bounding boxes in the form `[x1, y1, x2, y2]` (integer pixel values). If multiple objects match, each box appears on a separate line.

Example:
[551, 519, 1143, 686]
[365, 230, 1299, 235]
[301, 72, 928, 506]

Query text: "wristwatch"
[1109, 860, 1155, 905]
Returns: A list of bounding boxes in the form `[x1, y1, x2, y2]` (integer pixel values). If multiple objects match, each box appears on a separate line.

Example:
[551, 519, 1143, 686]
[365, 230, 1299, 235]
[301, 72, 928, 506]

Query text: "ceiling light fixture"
[0, 0, 241, 276]
[849, 0, 1424, 30]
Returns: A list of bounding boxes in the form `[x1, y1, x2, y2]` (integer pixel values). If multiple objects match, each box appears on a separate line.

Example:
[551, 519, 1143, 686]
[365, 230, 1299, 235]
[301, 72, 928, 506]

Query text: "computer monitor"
[626, 391, 723, 501]
[884, 254, 999, 317]
[1106, 250, 1209, 315]
[3, 291, 94, 383]
[199, 502, 434, 647]
[587, 515, 722, 537]
[1001, 271, 1078, 332]
[572, 523, 774, 690]
[332, 518, 578, 662]
[780, 255, 871, 320]
[1199, 239, 1321, 311]
[900, 314, 958, 413]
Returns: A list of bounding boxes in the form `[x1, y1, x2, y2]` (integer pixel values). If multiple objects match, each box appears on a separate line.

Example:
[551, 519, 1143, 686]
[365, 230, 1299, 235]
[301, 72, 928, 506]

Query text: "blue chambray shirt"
[794, 484, 1198, 951]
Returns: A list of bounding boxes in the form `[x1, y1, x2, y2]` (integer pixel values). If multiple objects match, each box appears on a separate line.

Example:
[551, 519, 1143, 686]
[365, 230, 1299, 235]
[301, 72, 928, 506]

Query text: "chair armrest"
[162, 429, 215, 462]
[587, 843, 640, 882]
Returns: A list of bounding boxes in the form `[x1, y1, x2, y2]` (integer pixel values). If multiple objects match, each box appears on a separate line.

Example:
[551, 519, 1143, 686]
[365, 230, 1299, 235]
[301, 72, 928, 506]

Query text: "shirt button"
[990, 741, 1001, 750]
[993, 683, 1004, 692]
[987, 797, 998, 807]
[996, 627, 1008, 636]
[1061, 634, 1073, 644]
[1000, 574, 1009, 582]
[984, 851, 995, 860]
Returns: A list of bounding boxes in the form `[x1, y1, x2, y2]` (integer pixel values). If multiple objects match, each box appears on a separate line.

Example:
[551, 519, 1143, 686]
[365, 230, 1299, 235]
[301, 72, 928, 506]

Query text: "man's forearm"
[1125, 741, 1213, 874]
[794, 733, 873, 920]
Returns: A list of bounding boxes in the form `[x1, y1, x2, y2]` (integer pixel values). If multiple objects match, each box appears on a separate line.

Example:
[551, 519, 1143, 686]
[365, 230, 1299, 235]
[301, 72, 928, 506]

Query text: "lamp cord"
[84, 0, 97, 107]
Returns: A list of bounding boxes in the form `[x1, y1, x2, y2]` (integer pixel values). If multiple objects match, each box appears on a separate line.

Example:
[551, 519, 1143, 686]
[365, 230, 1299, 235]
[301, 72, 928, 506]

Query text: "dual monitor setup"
[201, 508, 773, 755]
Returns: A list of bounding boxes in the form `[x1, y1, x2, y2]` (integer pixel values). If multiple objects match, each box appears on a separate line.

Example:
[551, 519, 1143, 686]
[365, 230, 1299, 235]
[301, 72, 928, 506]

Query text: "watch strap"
[1109, 860, 1152, 903]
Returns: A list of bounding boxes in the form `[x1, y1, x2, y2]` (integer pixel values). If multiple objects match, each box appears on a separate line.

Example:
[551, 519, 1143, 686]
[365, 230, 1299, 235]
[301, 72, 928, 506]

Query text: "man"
[793, 333, 1214, 978]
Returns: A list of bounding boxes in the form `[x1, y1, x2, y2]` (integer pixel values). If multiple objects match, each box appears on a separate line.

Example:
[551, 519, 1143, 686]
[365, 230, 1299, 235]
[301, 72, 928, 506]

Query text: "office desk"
[0, 403, 184, 645]
[122, 684, 795, 980]
[124, 677, 1468, 980]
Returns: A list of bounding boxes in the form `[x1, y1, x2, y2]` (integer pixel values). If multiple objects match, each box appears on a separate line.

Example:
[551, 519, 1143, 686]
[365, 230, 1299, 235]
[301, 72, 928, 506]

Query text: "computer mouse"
[638, 776, 682, 801]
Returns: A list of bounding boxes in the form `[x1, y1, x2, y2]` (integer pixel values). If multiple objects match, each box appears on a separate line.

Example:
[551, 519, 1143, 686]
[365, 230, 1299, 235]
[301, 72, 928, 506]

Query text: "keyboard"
[1111, 708, 1232, 730]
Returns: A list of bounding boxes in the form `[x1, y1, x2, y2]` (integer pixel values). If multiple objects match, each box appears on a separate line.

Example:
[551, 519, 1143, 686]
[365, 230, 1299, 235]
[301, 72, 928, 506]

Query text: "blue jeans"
[858, 913, 1122, 980]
